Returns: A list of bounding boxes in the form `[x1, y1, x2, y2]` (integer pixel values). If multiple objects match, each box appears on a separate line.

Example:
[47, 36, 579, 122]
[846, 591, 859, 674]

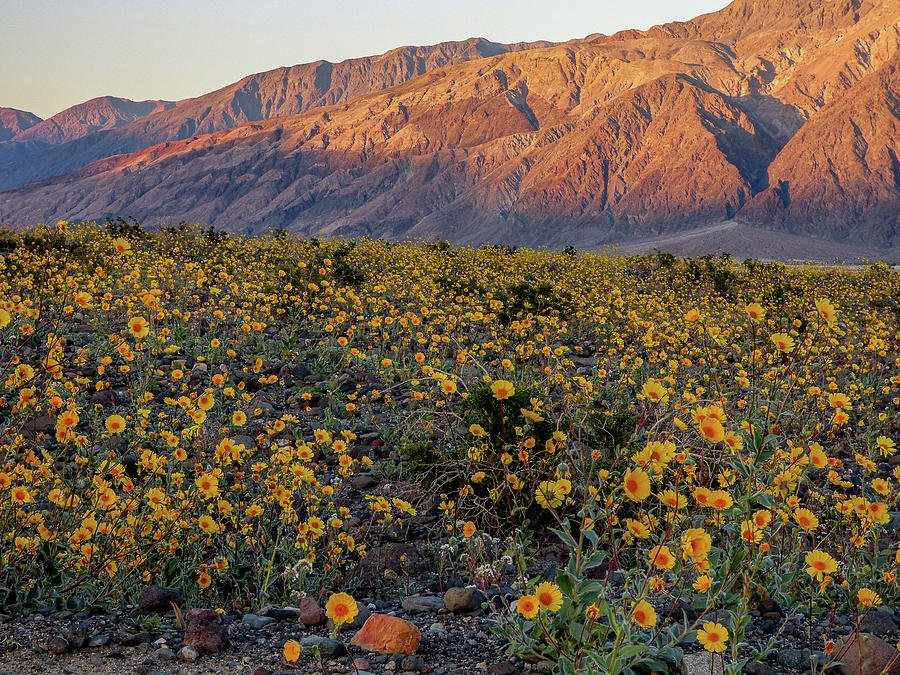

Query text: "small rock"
[65, 623, 88, 649]
[253, 668, 273, 675]
[778, 648, 812, 670]
[242, 613, 276, 629]
[351, 474, 378, 490]
[118, 631, 152, 647]
[232, 435, 257, 450]
[757, 598, 781, 622]
[681, 652, 724, 674]
[443, 587, 486, 613]
[137, 585, 182, 613]
[177, 645, 199, 663]
[663, 598, 698, 623]
[154, 647, 176, 661]
[710, 609, 732, 626]
[297, 597, 326, 626]
[355, 657, 372, 670]
[87, 633, 110, 648]
[259, 606, 300, 621]
[90, 390, 118, 408]
[299, 635, 346, 657]
[743, 663, 778, 675]
[488, 662, 519, 675]
[47, 636, 69, 655]
[860, 608, 899, 634]
[351, 614, 422, 655]
[402, 595, 446, 613]
[401, 654, 427, 671]
[183, 608, 226, 655]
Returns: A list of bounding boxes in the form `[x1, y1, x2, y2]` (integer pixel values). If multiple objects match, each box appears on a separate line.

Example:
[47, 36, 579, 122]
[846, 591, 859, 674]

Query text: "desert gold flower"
[681, 528, 712, 563]
[516, 594, 538, 619]
[631, 599, 657, 629]
[857, 588, 882, 607]
[793, 508, 819, 532]
[105, 414, 126, 434]
[770, 332, 795, 353]
[490, 379, 515, 400]
[745, 303, 765, 321]
[128, 315, 149, 339]
[325, 592, 359, 625]
[283, 639, 301, 662]
[649, 545, 676, 570]
[623, 467, 651, 502]
[697, 622, 728, 653]
[805, 550, 837, 581]
[641, 378, 669, 405]
[534, 582, 563, 612]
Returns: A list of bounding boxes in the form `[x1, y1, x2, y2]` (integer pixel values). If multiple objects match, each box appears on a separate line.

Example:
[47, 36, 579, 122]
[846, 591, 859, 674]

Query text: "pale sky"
[3, 0, 730, 120]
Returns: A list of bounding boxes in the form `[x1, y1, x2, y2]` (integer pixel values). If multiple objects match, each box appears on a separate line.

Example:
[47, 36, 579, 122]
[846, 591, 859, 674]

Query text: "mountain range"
[1, 0, 898, 253]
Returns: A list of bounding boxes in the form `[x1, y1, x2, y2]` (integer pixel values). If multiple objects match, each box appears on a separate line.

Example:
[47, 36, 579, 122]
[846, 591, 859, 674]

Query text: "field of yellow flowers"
[1, 221, 899, 674]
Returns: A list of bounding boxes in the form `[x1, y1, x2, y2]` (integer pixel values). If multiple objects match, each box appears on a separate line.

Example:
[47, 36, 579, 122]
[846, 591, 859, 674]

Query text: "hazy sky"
[3, 0, 729, 119]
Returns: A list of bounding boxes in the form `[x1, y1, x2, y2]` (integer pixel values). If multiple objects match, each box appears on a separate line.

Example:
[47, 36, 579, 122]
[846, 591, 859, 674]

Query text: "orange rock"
[350, 614, 421, 655]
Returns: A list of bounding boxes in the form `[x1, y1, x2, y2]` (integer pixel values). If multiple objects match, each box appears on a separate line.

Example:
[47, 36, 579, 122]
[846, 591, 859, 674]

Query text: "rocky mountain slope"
[0, 38, 551, 192]
[0, 97, 175, 166]
[1, 0, 897, 249]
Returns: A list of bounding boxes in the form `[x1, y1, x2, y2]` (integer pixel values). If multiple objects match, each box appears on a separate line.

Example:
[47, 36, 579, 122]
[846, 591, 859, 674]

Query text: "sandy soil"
[605, 221, 898, 264]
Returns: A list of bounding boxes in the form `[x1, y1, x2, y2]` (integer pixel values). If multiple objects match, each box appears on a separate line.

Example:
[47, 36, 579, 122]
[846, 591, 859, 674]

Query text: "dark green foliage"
[204, 226, 229, 244]
[426, 240, 452, 252]
[462, 383, 554, 451]
[262, 241, 365, 312]
[399, 442, 443, 483]
[871, 296, 900, 327]
[0, 230, 102, 280]
[435, 275, 486, 297]
[495, 281, 573, 325]
[588, 410, 636, 453]
[105, 216, 146, 239]
[329, 242, 365, 287]
[652, 250, 678, 269]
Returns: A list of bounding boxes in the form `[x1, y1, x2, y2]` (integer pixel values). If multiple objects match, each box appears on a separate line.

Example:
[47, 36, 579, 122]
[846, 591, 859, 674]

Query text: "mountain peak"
[0, 107, 42, 142]
[8, 96, 176, 146]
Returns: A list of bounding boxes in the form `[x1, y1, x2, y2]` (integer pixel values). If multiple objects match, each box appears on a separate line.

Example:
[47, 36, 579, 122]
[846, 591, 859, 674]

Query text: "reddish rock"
[833, 633, 900, 675]
[183, 609, 226, 654]
[297, 596, 325, 626]
[350, 614, 422, 655]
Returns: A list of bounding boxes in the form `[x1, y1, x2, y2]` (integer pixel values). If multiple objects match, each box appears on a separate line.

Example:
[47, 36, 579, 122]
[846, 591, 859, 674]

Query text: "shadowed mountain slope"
[0, 38, 552, 191]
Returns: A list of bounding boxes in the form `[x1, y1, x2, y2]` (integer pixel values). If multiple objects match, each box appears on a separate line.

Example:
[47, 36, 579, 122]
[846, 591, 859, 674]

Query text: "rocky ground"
[2, 584, 900, 675]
